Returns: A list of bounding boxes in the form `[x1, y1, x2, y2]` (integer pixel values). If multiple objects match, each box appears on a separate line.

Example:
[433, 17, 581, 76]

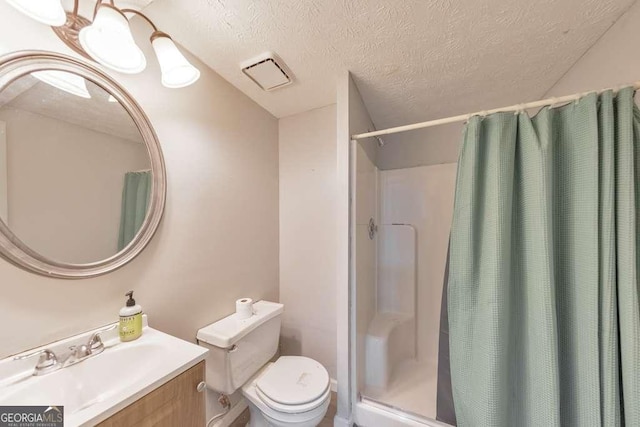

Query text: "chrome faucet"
[14, 323, 119, 376]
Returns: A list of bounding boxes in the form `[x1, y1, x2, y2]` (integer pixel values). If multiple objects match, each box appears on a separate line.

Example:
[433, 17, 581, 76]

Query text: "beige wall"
[0, 107, 149, 264]
[278, 104, 337, 380]
[334, 72, 350, 426]
[376, 123, 462, 170]
[0, 3, 279, 359]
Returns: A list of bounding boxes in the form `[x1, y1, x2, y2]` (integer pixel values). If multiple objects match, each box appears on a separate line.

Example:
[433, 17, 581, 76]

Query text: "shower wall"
[356, 154, 458, 420]
[378, 163, 457, 364]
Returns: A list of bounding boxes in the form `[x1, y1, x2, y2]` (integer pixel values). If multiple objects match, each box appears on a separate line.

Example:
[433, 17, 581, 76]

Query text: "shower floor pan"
[363, 358, 438, 421]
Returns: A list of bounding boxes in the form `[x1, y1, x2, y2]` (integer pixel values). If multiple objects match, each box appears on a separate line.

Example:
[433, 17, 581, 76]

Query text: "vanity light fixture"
[5, 0, 200, 88]
[151, 32, 200, 88]
[78, 4, 147, 74]
[32, 70, 92, 98]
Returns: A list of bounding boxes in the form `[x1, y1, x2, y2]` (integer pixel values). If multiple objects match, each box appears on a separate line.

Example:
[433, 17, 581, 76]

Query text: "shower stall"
[349, 138, 457, 426]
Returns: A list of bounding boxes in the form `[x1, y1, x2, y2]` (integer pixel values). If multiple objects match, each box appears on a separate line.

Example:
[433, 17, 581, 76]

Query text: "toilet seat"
[242, 358, 332, 426]
[257, 384, 331, 414]
[256, 356, 330, 414]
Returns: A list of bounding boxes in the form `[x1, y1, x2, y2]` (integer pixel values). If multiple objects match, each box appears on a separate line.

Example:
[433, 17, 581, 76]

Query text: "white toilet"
[197, 301, 331, 427]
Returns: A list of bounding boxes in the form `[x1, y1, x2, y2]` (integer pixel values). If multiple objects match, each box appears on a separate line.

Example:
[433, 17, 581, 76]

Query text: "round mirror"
[0, 51, 165, 278]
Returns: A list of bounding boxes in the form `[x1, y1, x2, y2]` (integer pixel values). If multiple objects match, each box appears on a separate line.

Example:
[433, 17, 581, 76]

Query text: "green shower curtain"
[118, 171, 151, 251]
[448, 87, 640, 426]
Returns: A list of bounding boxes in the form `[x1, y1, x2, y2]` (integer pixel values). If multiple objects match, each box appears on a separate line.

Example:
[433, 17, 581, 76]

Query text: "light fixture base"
[51, 12, 93, 61]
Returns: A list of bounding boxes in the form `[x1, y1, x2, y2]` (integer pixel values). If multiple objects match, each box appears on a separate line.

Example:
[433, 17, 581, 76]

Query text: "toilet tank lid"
[197, 300, 283, 348]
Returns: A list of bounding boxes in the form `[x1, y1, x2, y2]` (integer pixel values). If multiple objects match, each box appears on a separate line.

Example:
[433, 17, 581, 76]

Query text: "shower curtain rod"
[351, 80, 640, 141]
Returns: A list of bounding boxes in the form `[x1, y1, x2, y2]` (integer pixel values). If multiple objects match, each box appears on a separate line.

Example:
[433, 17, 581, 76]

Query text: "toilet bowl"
[242, 356, 331, 427]
[196, 301, 331, 427]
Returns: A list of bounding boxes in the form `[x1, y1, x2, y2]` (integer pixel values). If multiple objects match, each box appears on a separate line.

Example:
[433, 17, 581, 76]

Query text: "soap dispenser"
[119, 291, 142, 342]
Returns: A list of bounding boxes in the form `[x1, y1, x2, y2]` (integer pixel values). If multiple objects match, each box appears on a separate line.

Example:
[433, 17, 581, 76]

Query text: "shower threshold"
[356, 398, 452, 427]
[362, 396, 433, 424]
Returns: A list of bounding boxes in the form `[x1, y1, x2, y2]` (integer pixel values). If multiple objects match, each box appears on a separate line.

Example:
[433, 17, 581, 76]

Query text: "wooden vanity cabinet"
[97, 361, 206, 427]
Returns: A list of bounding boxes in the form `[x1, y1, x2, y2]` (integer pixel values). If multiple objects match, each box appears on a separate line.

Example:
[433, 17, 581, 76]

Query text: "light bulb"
[32, 70, 91, 99]
[151, 33, 200, 88]
[78, 4, 146, 74]
[5, 0, 66, 26]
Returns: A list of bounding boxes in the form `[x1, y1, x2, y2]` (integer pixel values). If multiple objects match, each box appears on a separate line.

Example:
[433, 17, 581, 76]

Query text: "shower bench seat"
[365, 311, 416, 392]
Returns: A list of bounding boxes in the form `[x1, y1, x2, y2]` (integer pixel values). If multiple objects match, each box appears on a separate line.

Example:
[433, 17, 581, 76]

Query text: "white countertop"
[0, 321, 208, 426]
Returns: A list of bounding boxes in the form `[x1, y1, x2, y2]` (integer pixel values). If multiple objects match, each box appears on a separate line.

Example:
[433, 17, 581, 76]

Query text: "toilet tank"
[196, 300, 283, 394]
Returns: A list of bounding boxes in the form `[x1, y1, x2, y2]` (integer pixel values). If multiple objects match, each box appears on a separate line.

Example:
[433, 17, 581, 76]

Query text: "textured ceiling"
[142, 0, 636, 128]
[1, 75, 143, 143]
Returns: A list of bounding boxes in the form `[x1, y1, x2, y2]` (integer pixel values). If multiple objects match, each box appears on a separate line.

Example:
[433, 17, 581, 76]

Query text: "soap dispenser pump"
[119, 291, 142, 342]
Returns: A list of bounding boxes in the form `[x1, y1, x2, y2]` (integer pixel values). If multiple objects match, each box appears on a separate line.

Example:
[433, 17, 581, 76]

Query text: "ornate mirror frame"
[0, 51, 166, 279]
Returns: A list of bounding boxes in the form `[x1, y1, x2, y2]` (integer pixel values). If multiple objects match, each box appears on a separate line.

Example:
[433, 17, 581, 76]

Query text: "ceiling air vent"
[241, 52, 293, 91]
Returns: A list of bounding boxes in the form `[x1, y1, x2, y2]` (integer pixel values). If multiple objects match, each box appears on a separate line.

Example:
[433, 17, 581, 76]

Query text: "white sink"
[0, 322, 208, 426]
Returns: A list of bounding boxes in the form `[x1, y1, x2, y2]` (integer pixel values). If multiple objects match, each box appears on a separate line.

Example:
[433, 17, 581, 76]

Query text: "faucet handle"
[87, 324, 118, 354]
[87, 334, 104, 354]
[14, 349, 60, 376]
